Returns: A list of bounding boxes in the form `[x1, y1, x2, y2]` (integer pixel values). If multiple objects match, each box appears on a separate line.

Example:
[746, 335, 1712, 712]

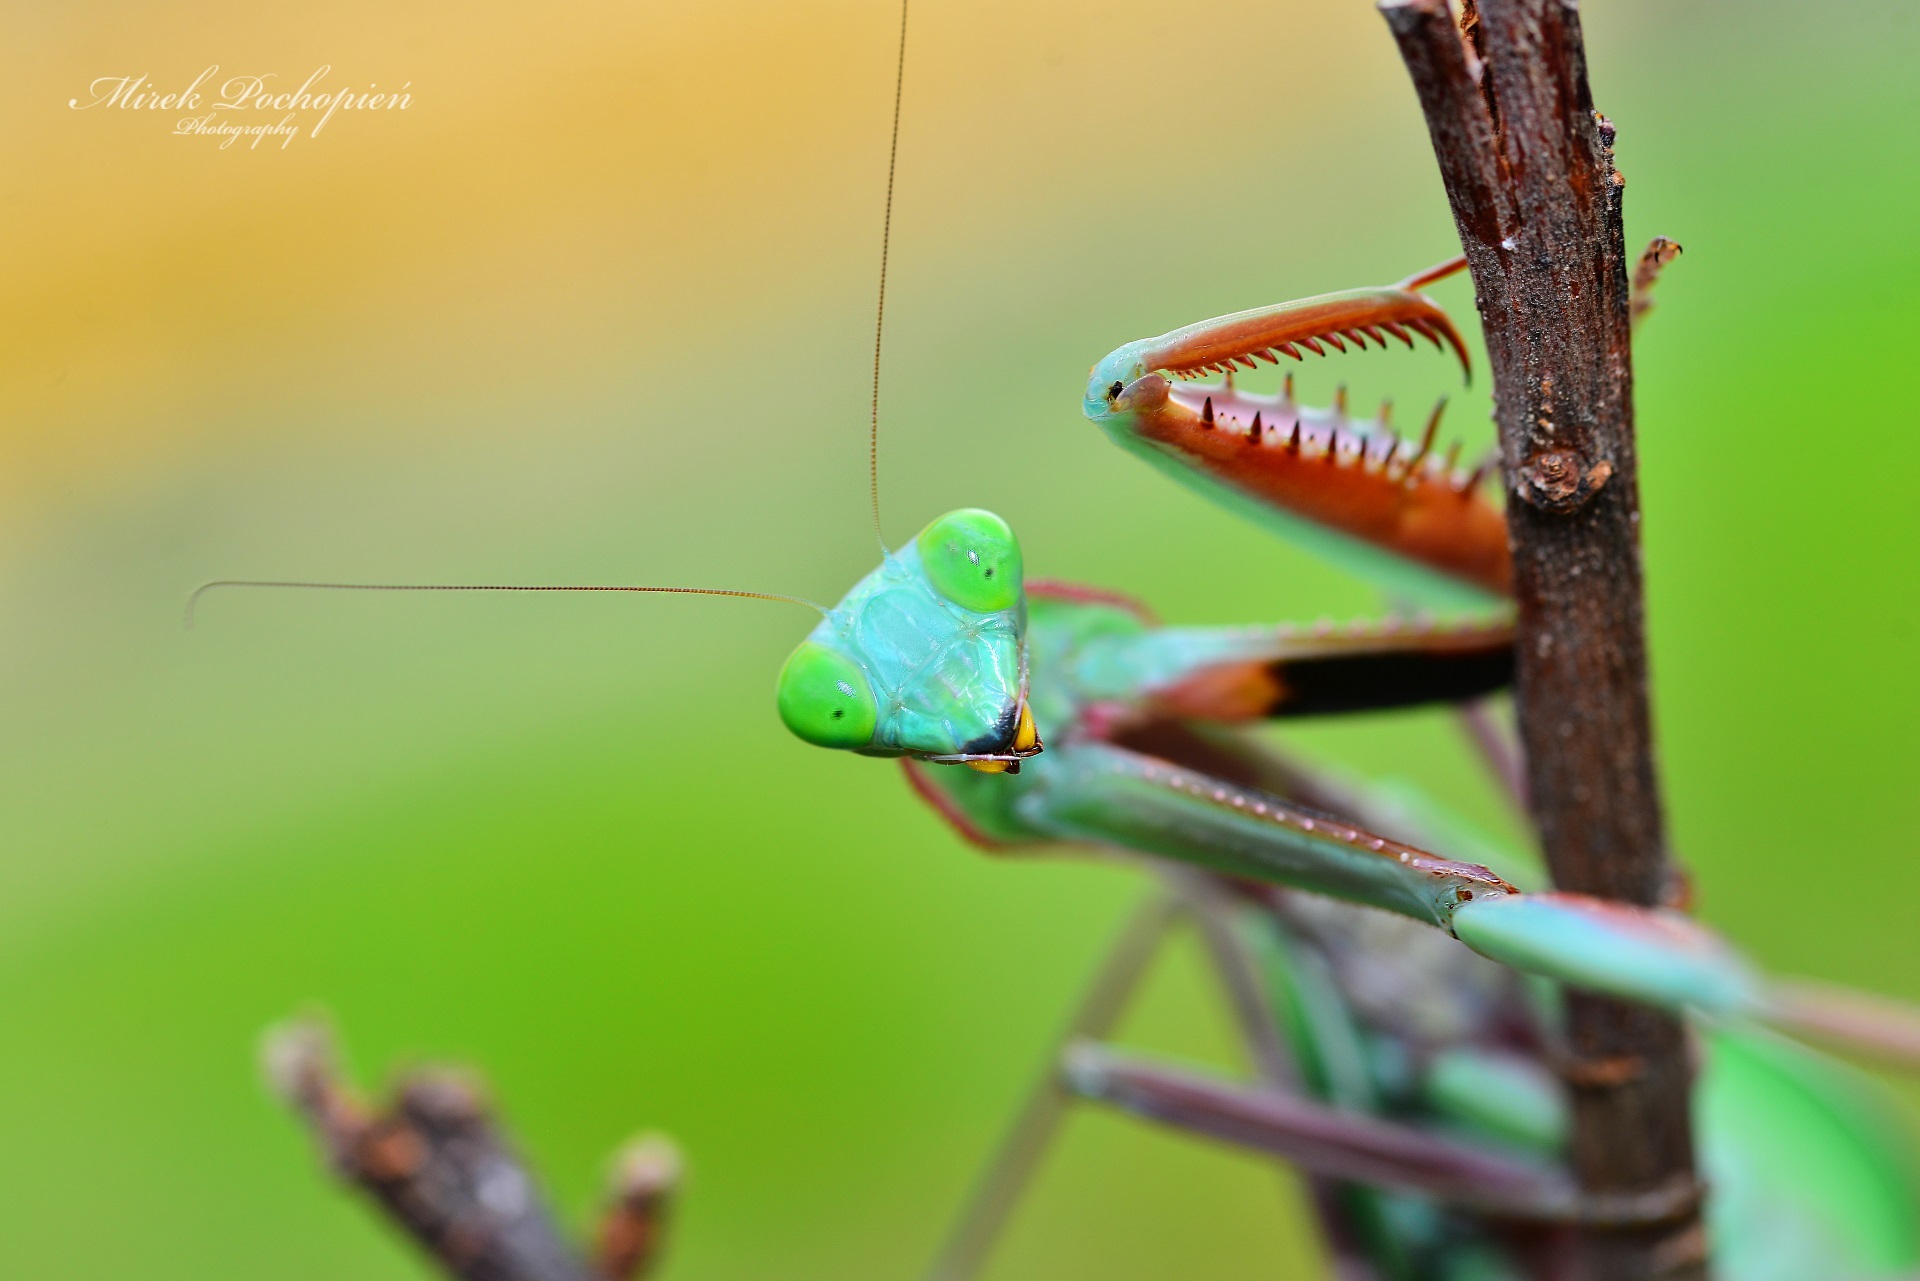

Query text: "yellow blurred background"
[3, 1, 1917, 1277]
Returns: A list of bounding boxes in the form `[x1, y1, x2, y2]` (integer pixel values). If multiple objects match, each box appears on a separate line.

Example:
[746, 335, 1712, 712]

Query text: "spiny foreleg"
[1000, 740, 1758, 1019]
[1084, 259, 1509, 602]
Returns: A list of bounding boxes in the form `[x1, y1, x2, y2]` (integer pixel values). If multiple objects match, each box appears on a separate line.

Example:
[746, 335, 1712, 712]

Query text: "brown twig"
[1630, 237, 1684, 330]
[1376, 2, 1702, 1278]
[593, 1136, 682, 1281]
[264, 1018, 680, 1281]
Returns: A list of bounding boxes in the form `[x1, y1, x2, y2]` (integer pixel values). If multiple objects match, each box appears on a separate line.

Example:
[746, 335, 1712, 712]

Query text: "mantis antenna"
[184, 580, 825, 629]
[868, 0, 911, 553]
[187, 2, 912, 627]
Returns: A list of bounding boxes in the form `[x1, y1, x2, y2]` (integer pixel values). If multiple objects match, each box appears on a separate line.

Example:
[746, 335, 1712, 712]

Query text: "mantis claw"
[1084, 260, 1509, 602]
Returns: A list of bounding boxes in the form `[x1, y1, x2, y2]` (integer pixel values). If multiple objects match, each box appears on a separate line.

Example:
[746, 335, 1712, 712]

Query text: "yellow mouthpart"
[960, 703, 1040, 773]
[1012, 702, 1040, 753]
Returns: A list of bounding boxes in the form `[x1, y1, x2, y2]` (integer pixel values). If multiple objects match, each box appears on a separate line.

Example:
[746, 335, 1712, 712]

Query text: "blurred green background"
[3, 0, 1918, 1276]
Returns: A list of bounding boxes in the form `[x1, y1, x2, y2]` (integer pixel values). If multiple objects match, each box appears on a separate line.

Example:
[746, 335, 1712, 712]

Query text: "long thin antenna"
[185, 580, 825, 629]
[195, 7, 915, 630]
[869, 0, 910, 553]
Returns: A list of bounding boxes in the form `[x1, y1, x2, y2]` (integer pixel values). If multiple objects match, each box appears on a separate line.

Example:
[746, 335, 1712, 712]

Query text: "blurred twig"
[1630, 237, 1684, 330]
[593, 1136, 681, 1281]
[264, 1017, 679, 1281]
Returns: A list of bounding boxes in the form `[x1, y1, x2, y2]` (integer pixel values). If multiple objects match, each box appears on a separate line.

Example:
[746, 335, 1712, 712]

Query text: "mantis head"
[775, 508, 1042, 773]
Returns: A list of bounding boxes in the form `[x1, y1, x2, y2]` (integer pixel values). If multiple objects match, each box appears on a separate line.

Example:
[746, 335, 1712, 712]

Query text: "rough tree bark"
[1376, 2, 1706, 1278]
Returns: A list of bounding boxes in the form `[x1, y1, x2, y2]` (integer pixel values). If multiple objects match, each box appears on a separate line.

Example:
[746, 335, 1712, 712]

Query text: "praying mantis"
[215, 4, 1920, 1280]
[757, 254, 1920, 1281]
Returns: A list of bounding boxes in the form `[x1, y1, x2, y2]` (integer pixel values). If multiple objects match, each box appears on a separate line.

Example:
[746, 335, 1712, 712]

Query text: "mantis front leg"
[1083, 258, 1507, 607]
[1006, 739, 1761, 1020]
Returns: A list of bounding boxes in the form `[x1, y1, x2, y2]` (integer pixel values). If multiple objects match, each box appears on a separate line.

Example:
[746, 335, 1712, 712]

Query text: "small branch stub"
[594, 1136, 683, 1281]
[1630, 237, 1684, 330]
[1518, 450, 1613, 512]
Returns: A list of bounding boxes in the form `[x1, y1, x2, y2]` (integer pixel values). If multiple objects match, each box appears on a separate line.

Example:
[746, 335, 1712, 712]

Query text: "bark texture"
[1377, 2, 1705, 1276]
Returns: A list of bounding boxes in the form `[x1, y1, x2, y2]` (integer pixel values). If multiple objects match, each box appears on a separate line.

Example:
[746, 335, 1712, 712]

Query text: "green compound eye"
[776, 642, 879, 750]
[915, 508, 1023, 614]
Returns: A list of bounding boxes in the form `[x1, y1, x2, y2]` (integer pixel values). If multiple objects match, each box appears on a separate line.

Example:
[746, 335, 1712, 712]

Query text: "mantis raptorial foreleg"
[1083, 259, 1505, 608]
[1011, 741, 1761, 1017]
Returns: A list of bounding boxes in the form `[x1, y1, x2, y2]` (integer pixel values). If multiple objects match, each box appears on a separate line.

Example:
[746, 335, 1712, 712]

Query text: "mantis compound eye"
[915, 508, 1024, 615]
[775, 642, 879, 749]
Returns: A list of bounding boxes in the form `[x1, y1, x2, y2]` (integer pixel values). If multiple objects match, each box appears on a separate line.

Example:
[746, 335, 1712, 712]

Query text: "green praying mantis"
[195, 4, 1920, 1278]
[822, 275, 1920, 1279]
[750, 259, 1920, 1278]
